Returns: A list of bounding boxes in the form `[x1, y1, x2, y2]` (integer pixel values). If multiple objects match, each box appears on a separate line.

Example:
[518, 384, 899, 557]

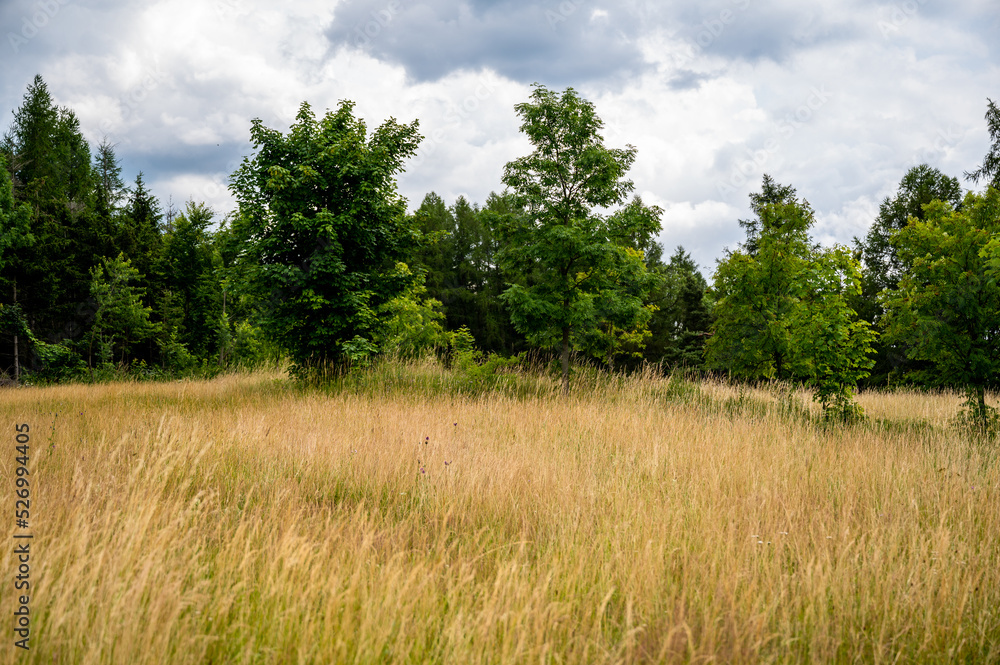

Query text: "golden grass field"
[1, 364, 998, 663]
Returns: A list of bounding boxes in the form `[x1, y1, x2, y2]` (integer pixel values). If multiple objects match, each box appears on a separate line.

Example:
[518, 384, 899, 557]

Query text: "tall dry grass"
[1, 367, 998, 663]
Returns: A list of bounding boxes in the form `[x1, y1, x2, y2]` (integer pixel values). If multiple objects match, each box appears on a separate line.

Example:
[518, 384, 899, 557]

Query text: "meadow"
[1, 362, 998, 664]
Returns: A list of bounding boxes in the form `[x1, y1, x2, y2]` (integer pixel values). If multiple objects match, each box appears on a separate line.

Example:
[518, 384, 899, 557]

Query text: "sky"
[1, 0, 997, 273]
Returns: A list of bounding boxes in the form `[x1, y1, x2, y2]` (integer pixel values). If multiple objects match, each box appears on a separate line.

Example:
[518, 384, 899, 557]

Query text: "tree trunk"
[219, 289, 227, 367]
[13, 281, 19, 385]
[977, 384, 988, 431]
[561, 325, 570, 395]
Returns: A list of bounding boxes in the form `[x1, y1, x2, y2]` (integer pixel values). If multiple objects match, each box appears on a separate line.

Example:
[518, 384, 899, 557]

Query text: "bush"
[448, 327, 522, 394]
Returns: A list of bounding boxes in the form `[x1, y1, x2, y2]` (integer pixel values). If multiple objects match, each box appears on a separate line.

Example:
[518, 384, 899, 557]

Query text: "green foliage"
[0, 153, 34, 271]
[2, 75, 103, 350]
[93, 139, 128, 212]
[643, 245, 711, 369]
[953, 387, 1000, 441]
[447, 326, 522, 393]
[0, 302, 85, 382]
[5, 75, 93, 209]
[854, 165, 963, 385]
[706, 179, 815, 380]
[229, 100, 422, 374]
[88, 254, 156, 367]
[497, 85, 662, 392]
[883, 188, 1000, 434]
[411, 192, 453, 295]
[410, 191, 526, 355]
[738, 174, 800, 256]
[788, 247, 877, 421]
[30, 339, 87, 382]
[708, 176, 875, 420]
[0, 157, 32, 377]
[227, 320, 282, 370]
[157, 325, 199, 373]
[375, 263, 447, 359]
[338, 337, 380, 370]
[155, 200, 221, 359]
[119, 172, 163, 282]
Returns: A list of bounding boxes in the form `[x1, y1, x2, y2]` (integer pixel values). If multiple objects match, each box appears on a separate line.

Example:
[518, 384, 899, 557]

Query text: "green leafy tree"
[209, 212, 276, 368]
[373, 263, 447, 359]
[854, 165, 962, 385]
[496, 85, 662, 392]
[883, 188, 1000, 434]
[229, 101, 422, 373]
[788, 247, 877, 420]
[706, 179, 816, 380]
[707, 176, 875, 419]
[857, 165, 962, 302]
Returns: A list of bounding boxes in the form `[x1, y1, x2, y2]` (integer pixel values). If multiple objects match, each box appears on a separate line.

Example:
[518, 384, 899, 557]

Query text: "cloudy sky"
[2, 0, 997, 272]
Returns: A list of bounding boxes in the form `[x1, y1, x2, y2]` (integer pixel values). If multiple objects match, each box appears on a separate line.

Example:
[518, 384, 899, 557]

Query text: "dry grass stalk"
[1, 368, 997, 663]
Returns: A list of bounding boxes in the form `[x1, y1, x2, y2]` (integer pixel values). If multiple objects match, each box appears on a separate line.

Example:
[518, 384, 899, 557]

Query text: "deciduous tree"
[788, 247, 876, 420]
[229, 101, 421, 372]
[707, 176, 875, 419]
[883, 188, 1000, 434]
[496, 85, 661, 392]
[706, 179, 815, 380]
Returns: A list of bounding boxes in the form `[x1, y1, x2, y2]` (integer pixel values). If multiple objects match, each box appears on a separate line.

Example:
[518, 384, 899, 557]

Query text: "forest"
[2, 74, 1000, 426]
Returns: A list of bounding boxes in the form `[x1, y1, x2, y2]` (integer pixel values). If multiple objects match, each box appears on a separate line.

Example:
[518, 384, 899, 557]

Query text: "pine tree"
[0, 153, 34, 381]
[119, 172, 163, 285]
[2, 75, 96, 356]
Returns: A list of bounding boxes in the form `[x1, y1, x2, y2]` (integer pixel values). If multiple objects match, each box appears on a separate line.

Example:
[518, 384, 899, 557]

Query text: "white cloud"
[1, 0, 996, 270]
[651, 198, 745, 273]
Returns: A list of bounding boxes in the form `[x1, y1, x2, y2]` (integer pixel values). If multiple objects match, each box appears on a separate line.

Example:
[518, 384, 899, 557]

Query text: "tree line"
[2, 76, 999, 424]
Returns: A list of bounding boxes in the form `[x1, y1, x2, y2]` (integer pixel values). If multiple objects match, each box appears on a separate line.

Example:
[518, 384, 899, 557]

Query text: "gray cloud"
[2, 0, 998, 271]
[326, 0, 647, 84]
[667, 70, 710, 91]
[672, 3, 860, 64]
